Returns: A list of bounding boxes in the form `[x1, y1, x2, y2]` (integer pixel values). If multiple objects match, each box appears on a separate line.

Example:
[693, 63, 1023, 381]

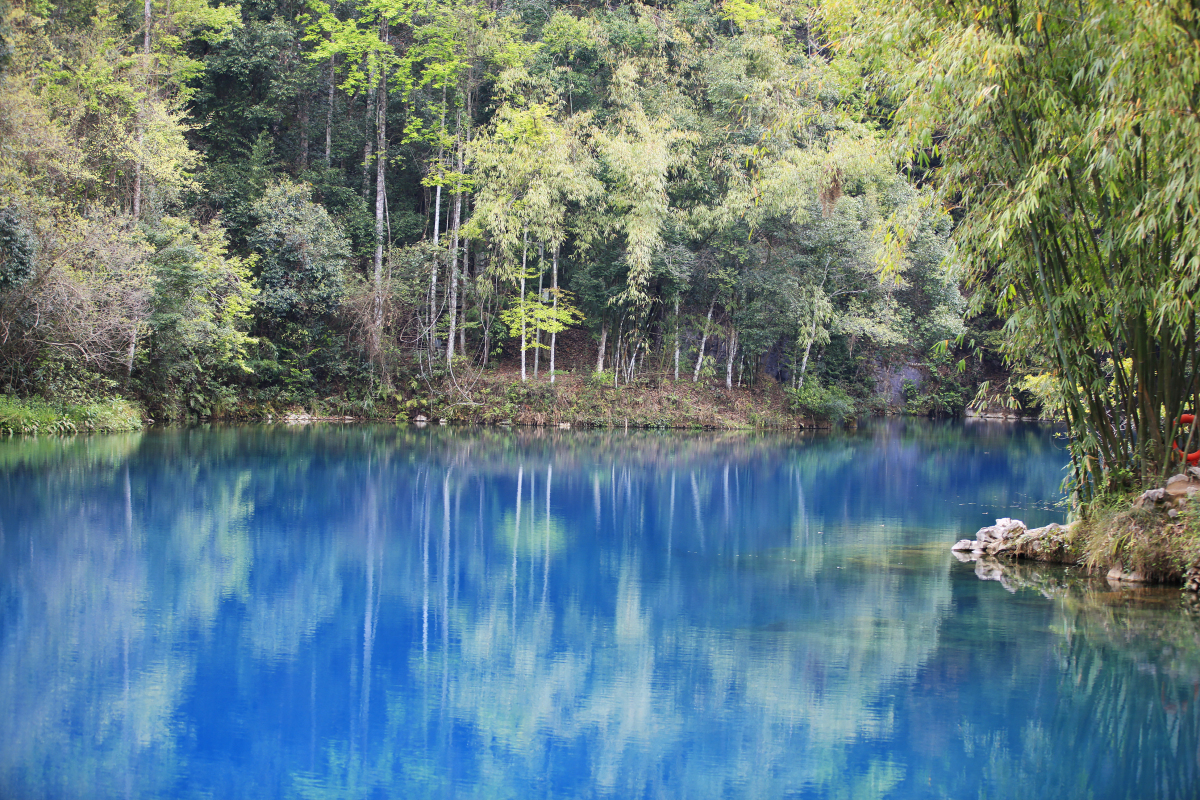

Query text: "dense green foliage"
[0, 0, 967, 421]
[843, 0, 1200, 499]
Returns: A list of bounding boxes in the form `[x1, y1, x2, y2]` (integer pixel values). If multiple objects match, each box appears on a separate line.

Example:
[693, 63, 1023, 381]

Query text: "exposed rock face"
[951, 518, 1075, 562]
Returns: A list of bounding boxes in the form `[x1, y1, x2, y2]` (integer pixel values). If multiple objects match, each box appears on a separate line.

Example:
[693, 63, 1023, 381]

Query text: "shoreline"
[954, 474, 1200, 592]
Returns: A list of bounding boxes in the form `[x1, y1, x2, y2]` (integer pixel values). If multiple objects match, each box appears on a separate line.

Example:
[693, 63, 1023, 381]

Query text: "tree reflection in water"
[0, 422, 1195, 799]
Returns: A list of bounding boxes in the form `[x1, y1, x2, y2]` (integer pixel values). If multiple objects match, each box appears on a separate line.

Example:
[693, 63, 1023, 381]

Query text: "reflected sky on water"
[1, 420, 1198, 799]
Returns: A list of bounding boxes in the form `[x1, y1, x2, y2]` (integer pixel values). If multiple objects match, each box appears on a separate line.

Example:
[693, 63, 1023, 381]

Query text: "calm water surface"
[1, 420, 1198, 799]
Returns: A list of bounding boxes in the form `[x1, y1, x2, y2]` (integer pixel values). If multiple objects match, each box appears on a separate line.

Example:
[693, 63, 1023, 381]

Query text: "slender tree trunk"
[482, 263, 491, 367]
[692, 295, 716, 382]
[549, 246, 559, 383]
[298, 88, 310, 171]
[797, 316, 818, 390]
[595, 322, 607, 373]
[126, 324, 137, 377]
[361, 57, 376, 200]
[372, 28, 388, 382]
[534, 243, 543, 379]
[724, 326, 738, 389]
[429, 87, 446, 354]
[325, 54, 335, 167]
[445, 112, 463, 367]
[520, 229, 528, 382]
[133, 0, 151, 219]
[459, 239, 468, 356]
[613, 318, 623, 385]
[673, 295, 680, 381]
[429, 184, 444, 352]
[460, 89, 473, 361]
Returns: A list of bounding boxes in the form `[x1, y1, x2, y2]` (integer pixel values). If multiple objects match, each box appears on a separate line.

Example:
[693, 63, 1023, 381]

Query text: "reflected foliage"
[0, 423, 1195, 799]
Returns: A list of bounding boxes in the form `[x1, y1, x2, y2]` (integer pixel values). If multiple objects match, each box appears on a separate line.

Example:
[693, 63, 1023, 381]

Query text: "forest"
[3, 0, 1200, 502]
[0, 0, 970, 427]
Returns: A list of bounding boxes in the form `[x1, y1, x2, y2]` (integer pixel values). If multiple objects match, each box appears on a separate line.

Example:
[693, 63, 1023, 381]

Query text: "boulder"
[1010, 522, 1073, 561]
[975, 518, 1026, 544]
[1106, 561, 1150, 584]
[1166, 474, 1200, 497]
[952, 519, 1077, 564]
[1134, 487, 1168, 508]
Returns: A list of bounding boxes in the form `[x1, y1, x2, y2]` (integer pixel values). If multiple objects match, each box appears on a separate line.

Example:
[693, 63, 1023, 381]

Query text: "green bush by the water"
[0, 395, 143, 434]
[787, 381, 857, 424]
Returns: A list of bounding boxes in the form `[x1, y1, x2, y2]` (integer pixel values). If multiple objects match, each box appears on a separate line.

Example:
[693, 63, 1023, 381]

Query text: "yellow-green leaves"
[499, 289, 585, 349]
[721, 0, 771, 29]
[595, 92, 694, 308]
[469, 102, 600, 293]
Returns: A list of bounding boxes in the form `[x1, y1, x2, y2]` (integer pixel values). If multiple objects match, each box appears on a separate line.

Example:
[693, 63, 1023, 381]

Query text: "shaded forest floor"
[256, 325, 823, 430]
[397, 324, 818, 429]
[411, 364, 809, 430]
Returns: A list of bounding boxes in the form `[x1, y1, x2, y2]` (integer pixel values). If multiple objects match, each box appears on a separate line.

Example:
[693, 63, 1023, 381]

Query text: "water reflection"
[0, 422, 1194, 799]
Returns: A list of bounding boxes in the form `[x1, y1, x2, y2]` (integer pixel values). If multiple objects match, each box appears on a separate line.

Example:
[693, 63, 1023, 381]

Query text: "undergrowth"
[0, 395, 144, 434]
[1079, 497, 1200, 582]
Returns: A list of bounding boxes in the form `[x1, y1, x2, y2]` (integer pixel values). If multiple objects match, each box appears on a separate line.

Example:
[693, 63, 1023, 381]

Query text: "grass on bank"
[0, 395, 144, 434]
[1076, 495, 1200, 583]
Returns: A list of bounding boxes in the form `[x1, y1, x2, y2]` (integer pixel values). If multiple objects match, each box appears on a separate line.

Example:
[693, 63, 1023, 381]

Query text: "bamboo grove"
[843, 0, 1200, 500]
[0, 0, 967, 422]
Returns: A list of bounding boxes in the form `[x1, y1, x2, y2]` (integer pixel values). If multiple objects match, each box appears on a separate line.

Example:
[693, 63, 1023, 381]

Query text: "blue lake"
[1, 420, 1198, 799]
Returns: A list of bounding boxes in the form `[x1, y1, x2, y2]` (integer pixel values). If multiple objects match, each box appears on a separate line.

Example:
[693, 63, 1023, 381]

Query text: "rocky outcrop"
[951, 517, 1077, 562]
[953, 470, 1200, 591]
[1132, 468, 1200, 515]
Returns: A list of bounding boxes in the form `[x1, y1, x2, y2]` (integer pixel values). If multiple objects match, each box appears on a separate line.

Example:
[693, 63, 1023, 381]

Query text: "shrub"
[787, 380, 856, 423]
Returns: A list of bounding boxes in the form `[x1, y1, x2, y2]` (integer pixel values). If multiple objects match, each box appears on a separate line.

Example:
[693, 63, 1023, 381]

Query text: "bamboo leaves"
[852, 0, 1200, 495]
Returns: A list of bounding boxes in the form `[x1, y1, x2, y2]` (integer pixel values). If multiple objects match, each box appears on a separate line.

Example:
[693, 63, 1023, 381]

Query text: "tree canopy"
[841, 0, 1200, 498]
[0, 0, 977, 425]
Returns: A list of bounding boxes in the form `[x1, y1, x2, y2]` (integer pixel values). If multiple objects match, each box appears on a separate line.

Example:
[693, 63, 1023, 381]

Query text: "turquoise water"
[0, 420, 1197, 799]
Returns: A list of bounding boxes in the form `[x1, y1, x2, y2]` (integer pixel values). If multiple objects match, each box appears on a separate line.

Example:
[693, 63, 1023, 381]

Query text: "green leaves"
[499, 289, 585, 349]
[0, 207, 36, 293]
[250, 180, 351, 322]
[852, 0, 1200, 495]
[144, 215, 258, 380]
[594, 92, 694, 307]
[469, 103, 600, 274]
